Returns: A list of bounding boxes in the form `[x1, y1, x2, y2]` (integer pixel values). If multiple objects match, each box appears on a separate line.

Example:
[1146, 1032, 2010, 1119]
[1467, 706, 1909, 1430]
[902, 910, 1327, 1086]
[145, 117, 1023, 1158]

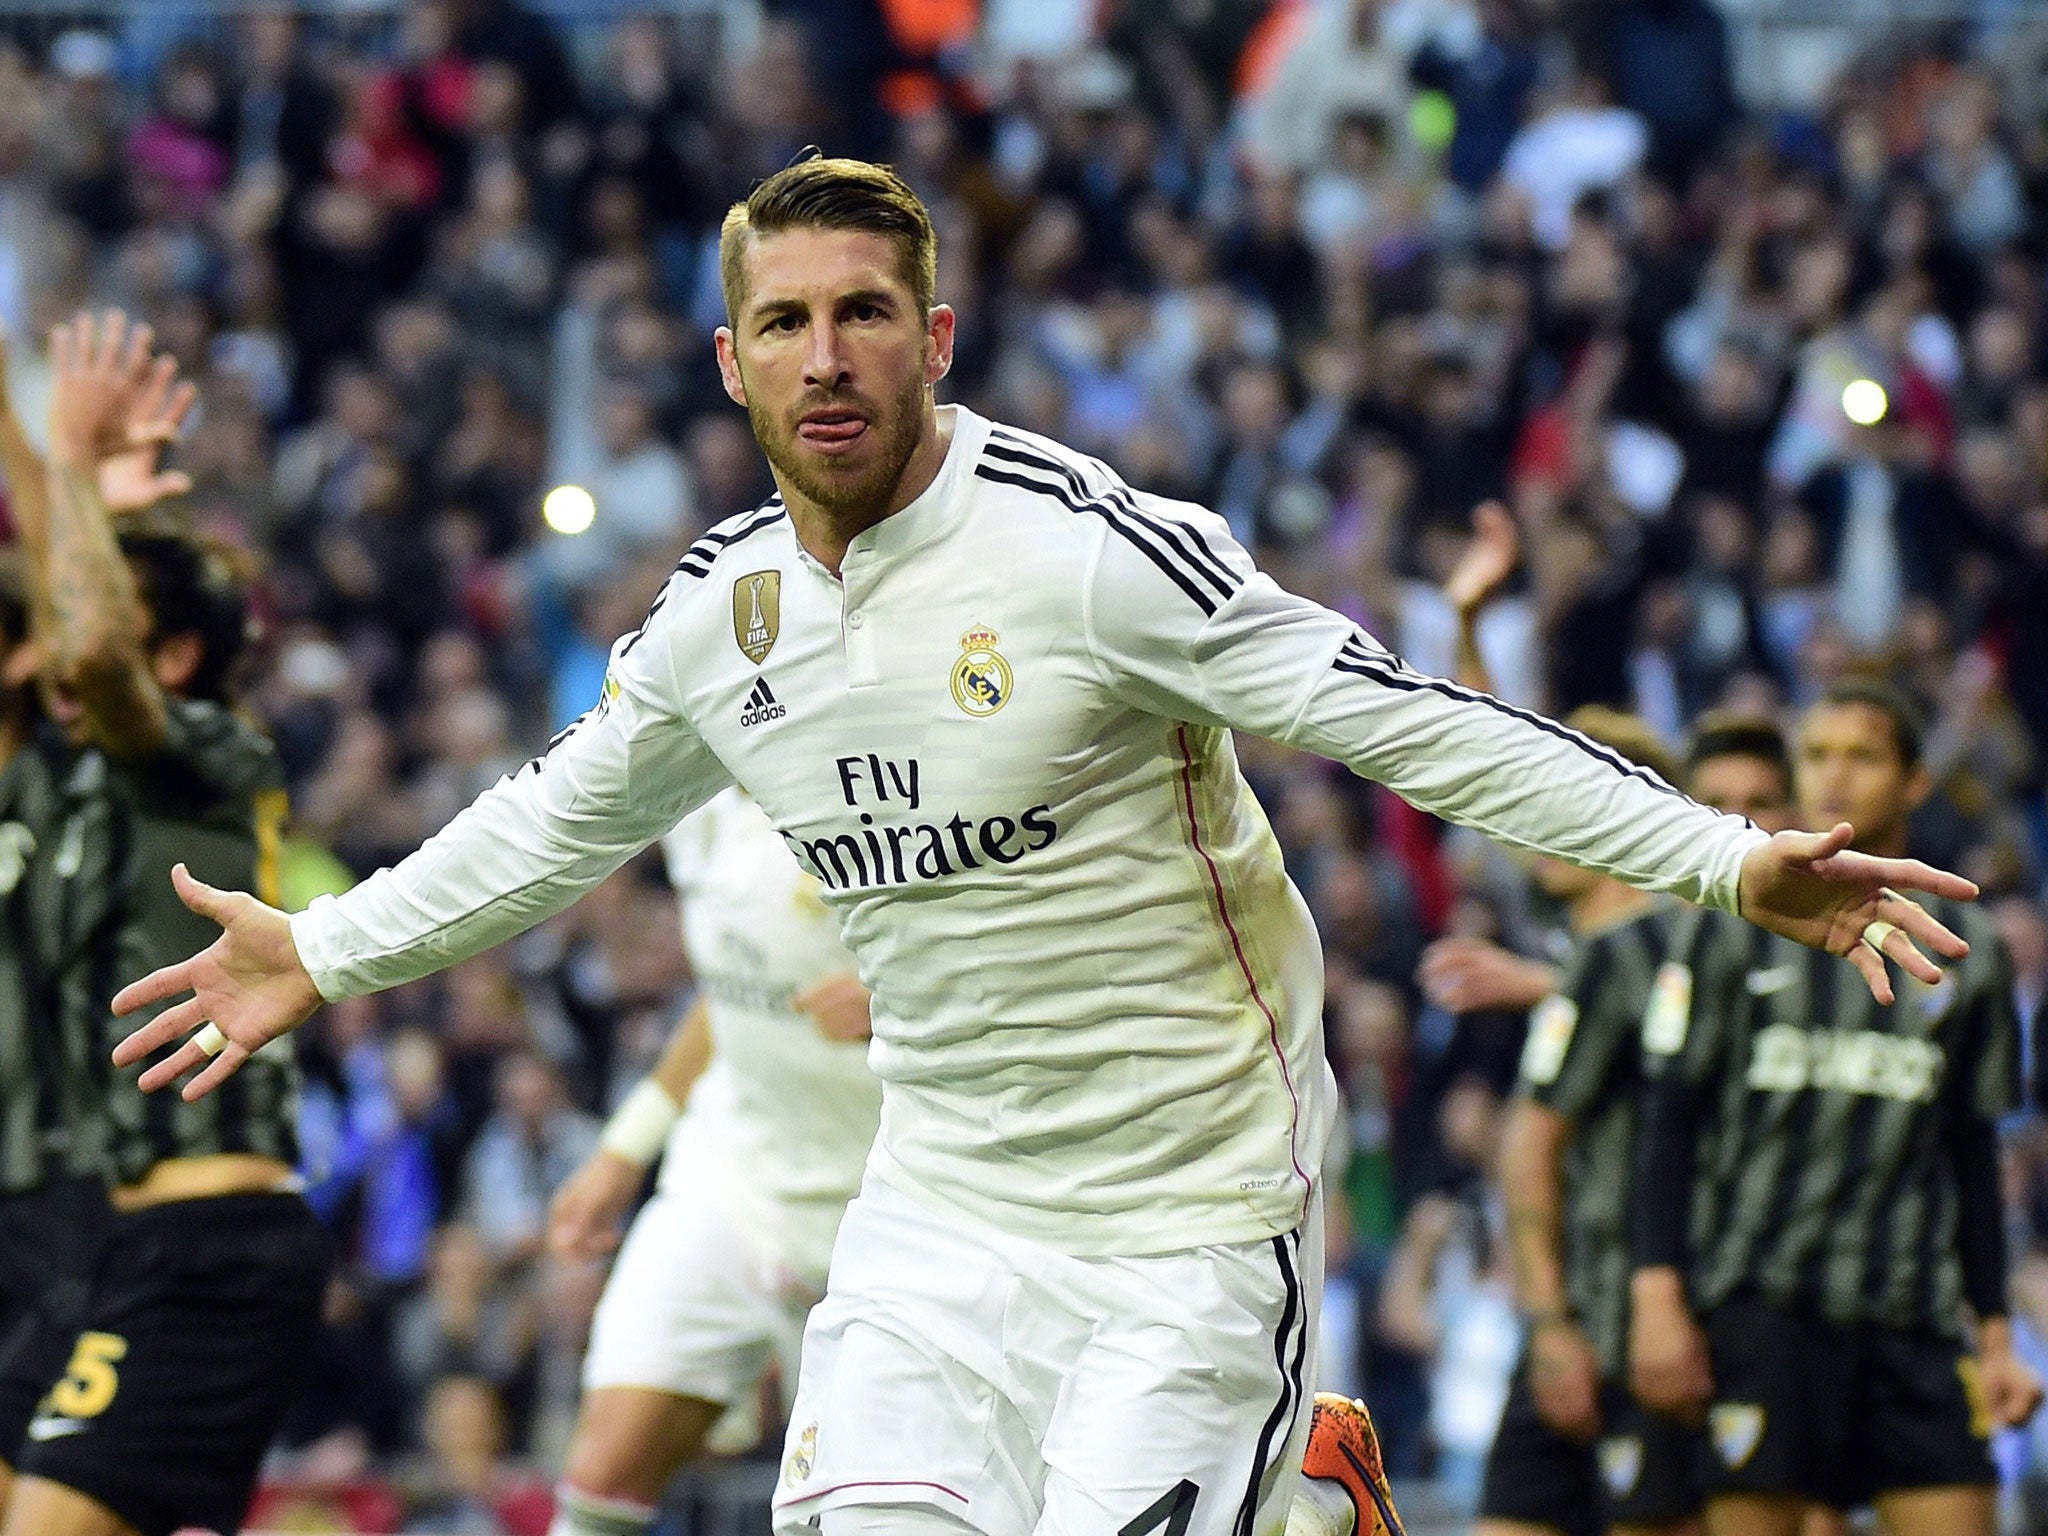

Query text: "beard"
[746, 369, 928, 516]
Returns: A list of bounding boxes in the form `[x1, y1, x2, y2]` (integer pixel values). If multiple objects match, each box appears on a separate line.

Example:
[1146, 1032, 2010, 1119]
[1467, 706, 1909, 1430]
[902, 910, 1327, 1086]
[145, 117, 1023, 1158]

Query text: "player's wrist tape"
[599, 1079, 681, 1166]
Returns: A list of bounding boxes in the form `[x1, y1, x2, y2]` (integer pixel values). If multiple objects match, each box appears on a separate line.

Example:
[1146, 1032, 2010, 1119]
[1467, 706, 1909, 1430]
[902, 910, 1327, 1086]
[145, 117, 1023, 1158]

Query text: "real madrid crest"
[950, 625, 1012, 716]
[784, 1421, 818, 1487]
[733, 571, 781, 664]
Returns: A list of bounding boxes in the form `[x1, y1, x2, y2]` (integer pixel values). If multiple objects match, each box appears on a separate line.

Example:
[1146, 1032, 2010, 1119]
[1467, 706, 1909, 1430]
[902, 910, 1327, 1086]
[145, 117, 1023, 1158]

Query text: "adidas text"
[741, 677, 787, 728]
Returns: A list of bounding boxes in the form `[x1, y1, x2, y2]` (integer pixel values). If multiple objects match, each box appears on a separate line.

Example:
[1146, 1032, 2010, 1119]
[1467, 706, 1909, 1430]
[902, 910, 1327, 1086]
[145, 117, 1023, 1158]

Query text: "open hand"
[546, 1151, 644, 1261]
[99, 351, 196, 514]
[1443, 500, 1521, 616]
[48, 310, 158, 471]
[1418, 936, 1558, 1014]
[1736, 824, 1976, 1004]
[110, 864, 323, 1100]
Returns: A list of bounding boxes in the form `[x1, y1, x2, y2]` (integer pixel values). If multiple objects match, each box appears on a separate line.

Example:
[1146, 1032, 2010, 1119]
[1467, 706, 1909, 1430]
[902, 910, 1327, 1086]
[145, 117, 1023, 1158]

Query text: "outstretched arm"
[1085, 485, 1973, 999]
[115, 571, 735, 1098]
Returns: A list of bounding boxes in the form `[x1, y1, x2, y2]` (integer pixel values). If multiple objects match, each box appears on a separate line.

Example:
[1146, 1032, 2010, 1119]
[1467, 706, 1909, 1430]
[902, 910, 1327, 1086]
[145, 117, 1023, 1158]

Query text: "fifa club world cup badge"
[734, 571, 781, 664]
[951, 626, 1012, 716]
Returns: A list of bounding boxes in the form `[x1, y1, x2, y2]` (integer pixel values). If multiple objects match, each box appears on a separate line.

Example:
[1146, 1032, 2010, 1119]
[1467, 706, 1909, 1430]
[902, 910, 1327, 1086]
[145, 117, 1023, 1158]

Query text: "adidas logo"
[740, 677, 786, 728]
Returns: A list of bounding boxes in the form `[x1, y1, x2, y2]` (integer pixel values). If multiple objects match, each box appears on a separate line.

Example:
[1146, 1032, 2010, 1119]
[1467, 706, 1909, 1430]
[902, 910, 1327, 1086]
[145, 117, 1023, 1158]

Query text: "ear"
[1903, 762, 1933, 815]
[714, 327, 748, 408]
[0, 637, 43, 691]
[152, 632, 203, 693]
[925, 304, 956, 388]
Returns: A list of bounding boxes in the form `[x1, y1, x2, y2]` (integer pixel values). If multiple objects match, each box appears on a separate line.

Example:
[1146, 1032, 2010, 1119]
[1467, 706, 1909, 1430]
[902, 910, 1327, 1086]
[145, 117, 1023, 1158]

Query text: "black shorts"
[1700, 1294, 1995, 1508]
[1478, 1352, 1702, 1535]
[15, 1190, 331, 1536]
[0, 1176, 110, 1459]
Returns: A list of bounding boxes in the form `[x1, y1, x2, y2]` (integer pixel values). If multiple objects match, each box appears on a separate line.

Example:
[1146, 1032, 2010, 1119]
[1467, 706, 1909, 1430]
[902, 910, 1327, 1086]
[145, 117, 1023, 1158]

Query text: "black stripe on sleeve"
[974, 463, 1219, 615]
[983, 432, 1244, 603]
[1235, 1233, 1305, 1536]
[1330, 646, 1693, 806]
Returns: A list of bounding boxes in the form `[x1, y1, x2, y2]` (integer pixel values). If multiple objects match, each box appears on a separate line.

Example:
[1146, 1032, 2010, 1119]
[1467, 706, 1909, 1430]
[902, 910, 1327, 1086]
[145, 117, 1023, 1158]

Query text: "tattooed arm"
[39, 312, 168, 758]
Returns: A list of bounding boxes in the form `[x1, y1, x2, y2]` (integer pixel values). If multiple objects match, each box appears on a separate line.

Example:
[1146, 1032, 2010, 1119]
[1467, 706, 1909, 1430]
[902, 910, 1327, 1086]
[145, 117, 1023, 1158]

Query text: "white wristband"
[599, 1079, 682, 1167]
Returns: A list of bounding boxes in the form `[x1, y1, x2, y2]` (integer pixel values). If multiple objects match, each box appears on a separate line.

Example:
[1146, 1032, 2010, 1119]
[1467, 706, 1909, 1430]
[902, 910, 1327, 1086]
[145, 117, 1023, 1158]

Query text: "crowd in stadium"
[0, 0, 2043, 1528]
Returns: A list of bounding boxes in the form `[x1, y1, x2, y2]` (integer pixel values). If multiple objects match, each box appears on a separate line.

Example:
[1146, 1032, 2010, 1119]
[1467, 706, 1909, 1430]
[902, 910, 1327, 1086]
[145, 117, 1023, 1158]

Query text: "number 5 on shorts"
[46, 1332, 127, 1418]
[1120, 1479, 1199, 1536]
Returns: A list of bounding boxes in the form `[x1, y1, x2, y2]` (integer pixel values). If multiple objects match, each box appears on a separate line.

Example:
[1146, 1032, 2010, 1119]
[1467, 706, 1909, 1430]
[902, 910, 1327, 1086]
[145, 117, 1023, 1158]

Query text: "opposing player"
[1629, 682, 2042, 1536]
[1421, 713, 1800, 1023]
[544, 787, 880, 1536]
[0, 314, 328, 1536]
[0, 554, 126, 1514]
[1475, 710, 1702, 1536]
[115, 160, 1974, 1536]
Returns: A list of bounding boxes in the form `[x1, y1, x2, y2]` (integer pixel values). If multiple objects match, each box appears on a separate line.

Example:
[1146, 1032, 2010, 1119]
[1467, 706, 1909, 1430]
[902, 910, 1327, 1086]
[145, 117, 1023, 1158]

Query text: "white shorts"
[771, 1177, 1323, 1536]
[582, 1182, 819, 1414]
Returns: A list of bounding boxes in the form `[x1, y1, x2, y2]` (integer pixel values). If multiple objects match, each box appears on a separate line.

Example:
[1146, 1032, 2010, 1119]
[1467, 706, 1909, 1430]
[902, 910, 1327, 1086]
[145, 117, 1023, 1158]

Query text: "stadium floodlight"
[544, 484, 597, 535]
[1841, 378, 1888, 427]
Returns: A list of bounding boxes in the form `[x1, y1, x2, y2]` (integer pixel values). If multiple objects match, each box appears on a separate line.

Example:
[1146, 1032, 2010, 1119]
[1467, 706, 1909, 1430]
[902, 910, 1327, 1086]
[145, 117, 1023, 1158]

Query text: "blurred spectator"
[405, 1375, 554, 1535]
[462, 1050, 601, 1266]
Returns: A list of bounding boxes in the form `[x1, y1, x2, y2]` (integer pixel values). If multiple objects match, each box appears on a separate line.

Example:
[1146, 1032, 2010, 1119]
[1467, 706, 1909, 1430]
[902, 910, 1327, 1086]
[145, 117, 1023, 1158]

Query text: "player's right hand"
[1417, 936, 1558, 1014]
[547, 1151, 644, 1260]
[110, 863, 324, 1100]
[1529, 1316, 1602, 1442]
[48, 310, 158, 470]
[1628, 1269, 1714, 1421]
[1442, 500, 1521, 616]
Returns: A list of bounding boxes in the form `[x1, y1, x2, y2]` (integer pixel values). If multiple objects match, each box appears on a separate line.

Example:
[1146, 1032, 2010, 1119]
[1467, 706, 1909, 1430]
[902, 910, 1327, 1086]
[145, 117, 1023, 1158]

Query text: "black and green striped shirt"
[1636, 901, 2015, 1334]
[105, 698, 297, 1185]
[1518, 902, 1676, 1373]
[0, 727, 129, 1195]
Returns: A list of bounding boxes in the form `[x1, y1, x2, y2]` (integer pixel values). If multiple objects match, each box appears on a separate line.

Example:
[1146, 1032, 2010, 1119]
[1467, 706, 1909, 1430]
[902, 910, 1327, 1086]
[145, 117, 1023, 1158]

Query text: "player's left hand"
[1979, 1336, 2045, 1428]
[1736, 824, 1976, 1005]
[796, 971, 872, 1042]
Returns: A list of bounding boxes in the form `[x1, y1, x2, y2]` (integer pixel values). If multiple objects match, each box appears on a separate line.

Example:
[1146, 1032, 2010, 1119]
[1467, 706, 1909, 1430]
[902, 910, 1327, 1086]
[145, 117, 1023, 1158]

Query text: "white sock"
[549, 1482, 660, 1536]
[1285, 1473, 1359, 1536]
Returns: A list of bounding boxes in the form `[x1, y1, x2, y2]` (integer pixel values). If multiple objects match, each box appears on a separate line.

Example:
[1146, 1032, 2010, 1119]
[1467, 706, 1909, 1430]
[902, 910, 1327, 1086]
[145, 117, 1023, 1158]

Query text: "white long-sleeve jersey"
[658, 788, 879, 1281]
[293, 405, 1767, 1255]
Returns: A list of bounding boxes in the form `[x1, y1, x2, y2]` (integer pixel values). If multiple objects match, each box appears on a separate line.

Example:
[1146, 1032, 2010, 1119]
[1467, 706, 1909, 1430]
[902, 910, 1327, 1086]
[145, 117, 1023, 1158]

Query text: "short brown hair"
[718, 157, 938, 324]
[1685, 710, 1792, 787]
[1562, 705, 1681, 786]
[1810, 678, 1925, 769]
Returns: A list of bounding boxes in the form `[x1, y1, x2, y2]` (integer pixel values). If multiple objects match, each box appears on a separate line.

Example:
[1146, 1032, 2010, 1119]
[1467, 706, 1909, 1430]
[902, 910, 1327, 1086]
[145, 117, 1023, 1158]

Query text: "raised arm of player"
[548, 995, 714, 1261]
[37, 311, 174, 758]
[113, 577, 735, 1098]
[1084, 489, 1974, 1000]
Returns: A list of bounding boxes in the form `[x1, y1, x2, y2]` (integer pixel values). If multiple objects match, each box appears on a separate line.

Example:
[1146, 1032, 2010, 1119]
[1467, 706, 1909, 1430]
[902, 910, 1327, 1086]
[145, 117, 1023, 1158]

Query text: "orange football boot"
[1299, 1392, 1405, 1536]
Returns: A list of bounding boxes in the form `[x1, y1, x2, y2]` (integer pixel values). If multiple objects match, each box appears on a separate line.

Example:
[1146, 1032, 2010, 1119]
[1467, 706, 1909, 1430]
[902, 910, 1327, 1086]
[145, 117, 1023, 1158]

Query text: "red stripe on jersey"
[776, 1478, 972, 1507]
[1174, 726, 1310, 1198]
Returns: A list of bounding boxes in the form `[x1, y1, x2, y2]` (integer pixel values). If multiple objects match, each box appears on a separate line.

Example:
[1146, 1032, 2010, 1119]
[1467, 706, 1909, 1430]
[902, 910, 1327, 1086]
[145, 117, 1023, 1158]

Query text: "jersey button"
[848, 610, 865, 629]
